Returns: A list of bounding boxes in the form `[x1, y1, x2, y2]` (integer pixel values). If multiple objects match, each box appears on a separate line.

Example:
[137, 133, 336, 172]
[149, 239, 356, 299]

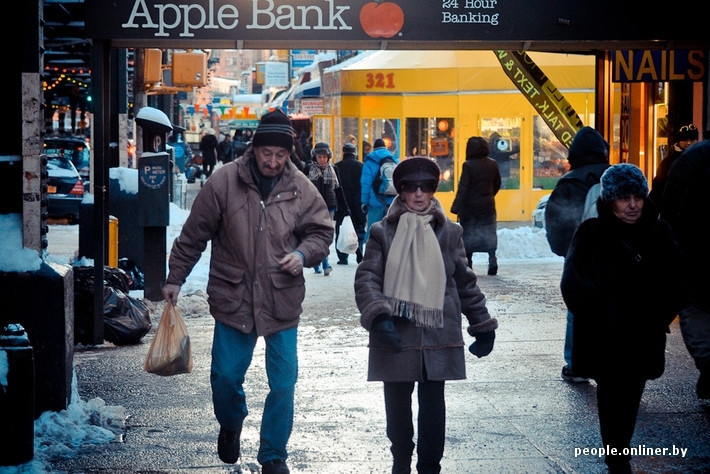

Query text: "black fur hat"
[600, 163, 649, 202]
[392, 157, 440, 192]
[311, 142, 332, 159]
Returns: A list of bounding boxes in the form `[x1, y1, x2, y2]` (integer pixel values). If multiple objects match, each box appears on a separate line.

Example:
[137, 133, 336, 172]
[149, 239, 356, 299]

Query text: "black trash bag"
[102, 286, 152, 345]
[118, 258, 145, 290]
[73, 265, 141, 345]
[104, 266, 131, 293]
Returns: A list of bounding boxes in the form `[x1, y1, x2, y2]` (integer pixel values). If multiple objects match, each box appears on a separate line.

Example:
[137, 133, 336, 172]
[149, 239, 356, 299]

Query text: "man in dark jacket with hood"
[661, 136, 710, 399]
[334, 142, 365, 264]
[450, 136, 502, 274]
[545, 126, 610, 383]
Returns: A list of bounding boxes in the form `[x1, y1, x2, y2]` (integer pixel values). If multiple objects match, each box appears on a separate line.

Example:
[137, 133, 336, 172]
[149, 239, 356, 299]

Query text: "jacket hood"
[568, 126, 609, 169]
[466, 137, 489, 159]
[366, 147, 396, 164]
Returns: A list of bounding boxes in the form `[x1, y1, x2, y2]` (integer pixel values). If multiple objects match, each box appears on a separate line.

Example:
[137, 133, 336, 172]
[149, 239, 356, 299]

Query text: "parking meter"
[135, 107, 173, 301]
[138, 152, 170, 227]
[135, 106, 173, 155]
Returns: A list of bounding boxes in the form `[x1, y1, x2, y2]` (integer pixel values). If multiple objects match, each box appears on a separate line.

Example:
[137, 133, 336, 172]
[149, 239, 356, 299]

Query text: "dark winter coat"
[660, 138, 710, 311]
[199, 133, 219, 165]
[648, 143, 683, 208]
[218, 139, 234, 163]
[488, 131, 519, 179]
[166, 151, 333, 337]
[451, 137, 501, 252]
[333, 151, 366, 229]
[354, 197, 495, 382]
[561, 198, 686, 381]
[304, 162, 346, 213]
[545, 127, 610, 257]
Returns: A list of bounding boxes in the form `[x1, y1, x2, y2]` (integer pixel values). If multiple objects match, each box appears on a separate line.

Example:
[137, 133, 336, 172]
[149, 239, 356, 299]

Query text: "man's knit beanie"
[253, 110, 294, 150]
[600, 163, 649, 202]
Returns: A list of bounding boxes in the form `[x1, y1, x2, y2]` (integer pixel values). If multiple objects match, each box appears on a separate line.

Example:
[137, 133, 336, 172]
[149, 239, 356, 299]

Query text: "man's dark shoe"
[487, 257, 498, 276]
[217, 426, 241, 464]
[261, 459, 290, 474]
[337, 260, 348, 265]
[561, 365, 589, 384]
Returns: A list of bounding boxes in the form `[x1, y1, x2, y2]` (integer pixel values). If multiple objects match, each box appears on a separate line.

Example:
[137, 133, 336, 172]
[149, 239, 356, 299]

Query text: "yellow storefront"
[317, 50, 596, 222]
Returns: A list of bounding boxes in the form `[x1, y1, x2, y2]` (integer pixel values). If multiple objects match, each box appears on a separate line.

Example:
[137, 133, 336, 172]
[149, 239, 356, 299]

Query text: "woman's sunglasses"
[400, 181, 437, 193]
[679, 124, 697, 133]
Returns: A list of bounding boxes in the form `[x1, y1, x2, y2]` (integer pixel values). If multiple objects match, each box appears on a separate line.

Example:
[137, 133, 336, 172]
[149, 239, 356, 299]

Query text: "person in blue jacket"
[360, 138, 399, 243]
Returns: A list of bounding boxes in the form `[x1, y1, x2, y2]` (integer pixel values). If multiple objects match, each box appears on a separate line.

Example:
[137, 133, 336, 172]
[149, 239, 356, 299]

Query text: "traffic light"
[172, 51, 207, 87]
[143, 48, 163, 84]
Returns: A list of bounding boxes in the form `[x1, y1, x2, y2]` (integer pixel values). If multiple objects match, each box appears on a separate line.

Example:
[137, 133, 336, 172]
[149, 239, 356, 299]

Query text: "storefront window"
[404, 117, 455, 192]
[481, 118, 521, 190]
[362, 118, 400, 158]
[340, 117, 359, 158]
[532, 116, 569, 190]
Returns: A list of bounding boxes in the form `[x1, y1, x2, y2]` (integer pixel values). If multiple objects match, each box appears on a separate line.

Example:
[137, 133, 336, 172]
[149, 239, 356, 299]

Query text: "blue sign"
[612, 50, 707, 83]
[291, 50, 317, 71]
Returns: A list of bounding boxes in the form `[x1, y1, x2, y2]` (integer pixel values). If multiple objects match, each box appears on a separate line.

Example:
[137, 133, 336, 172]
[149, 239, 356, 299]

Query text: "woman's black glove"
[371, 314, 402, 353]
[468, 330, 495, 358]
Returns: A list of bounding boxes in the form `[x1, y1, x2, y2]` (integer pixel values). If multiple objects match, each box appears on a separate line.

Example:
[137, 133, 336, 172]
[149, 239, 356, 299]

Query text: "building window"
[481, 118, 521, 190]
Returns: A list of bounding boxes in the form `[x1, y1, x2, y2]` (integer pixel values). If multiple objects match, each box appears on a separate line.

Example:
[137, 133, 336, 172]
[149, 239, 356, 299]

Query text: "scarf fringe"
[386, 296, 444, 328]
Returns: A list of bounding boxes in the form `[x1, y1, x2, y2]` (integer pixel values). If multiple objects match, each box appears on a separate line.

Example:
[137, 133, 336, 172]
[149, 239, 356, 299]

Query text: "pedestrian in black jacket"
[545, 126, 610, 383]
[562, 164, 686, 474]
[660, 136, 710, 399]
[333, 142, 365, 264]
[304, 142, 348, 275]
[648, 123, 698, 208]
[450, 136, 501, 275]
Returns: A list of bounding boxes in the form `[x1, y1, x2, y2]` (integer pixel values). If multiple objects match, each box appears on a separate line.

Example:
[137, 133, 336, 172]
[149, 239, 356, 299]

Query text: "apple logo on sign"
[360, 1, 404, 38]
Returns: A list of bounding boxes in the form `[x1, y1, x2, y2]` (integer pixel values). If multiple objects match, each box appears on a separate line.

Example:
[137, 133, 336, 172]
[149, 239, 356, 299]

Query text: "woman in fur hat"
[561, 163, 687, 474]
[354, 157, 497, 474]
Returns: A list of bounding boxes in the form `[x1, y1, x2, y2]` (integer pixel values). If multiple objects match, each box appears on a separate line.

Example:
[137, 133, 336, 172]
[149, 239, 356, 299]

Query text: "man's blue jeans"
[564, 309, 573, 368]
[365, 205, 387, 243]
[211, 321, 298, 464]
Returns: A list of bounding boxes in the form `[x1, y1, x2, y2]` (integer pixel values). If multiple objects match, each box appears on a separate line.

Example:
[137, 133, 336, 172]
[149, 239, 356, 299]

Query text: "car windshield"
[44, 140, 90, 168]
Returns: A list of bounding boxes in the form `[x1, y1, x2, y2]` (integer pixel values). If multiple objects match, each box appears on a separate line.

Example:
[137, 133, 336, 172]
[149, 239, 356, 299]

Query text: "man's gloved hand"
[361, 204, 368, 215]
[371, 314, 402, 353]
[468, 331, 495, 358]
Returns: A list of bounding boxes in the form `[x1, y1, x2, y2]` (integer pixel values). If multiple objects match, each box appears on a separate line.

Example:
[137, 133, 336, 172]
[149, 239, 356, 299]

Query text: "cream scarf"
[383, 203, 446, 327]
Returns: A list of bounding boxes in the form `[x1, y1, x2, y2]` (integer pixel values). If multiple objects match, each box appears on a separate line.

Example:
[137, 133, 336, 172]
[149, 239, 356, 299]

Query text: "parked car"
[46, 155, 85, 223]
[532, 194, 550, 229]
[43, 136, 91, 186]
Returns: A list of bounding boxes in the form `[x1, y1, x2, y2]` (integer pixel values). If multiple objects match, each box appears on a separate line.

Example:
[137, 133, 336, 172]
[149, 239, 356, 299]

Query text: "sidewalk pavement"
[50, 255, 710, 473]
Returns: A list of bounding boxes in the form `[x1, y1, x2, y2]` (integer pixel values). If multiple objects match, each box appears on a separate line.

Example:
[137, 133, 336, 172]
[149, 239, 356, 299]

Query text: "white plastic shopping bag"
[337, 216, 359, 254]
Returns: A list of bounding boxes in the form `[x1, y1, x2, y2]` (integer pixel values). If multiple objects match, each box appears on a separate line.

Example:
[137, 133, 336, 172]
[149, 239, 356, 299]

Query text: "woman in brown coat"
[354, 157, 497, 474]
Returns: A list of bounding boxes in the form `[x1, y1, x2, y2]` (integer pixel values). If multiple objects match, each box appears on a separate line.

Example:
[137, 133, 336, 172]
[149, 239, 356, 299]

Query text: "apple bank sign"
[121, 0, 353, 37]
[86, 0, 514, 44]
